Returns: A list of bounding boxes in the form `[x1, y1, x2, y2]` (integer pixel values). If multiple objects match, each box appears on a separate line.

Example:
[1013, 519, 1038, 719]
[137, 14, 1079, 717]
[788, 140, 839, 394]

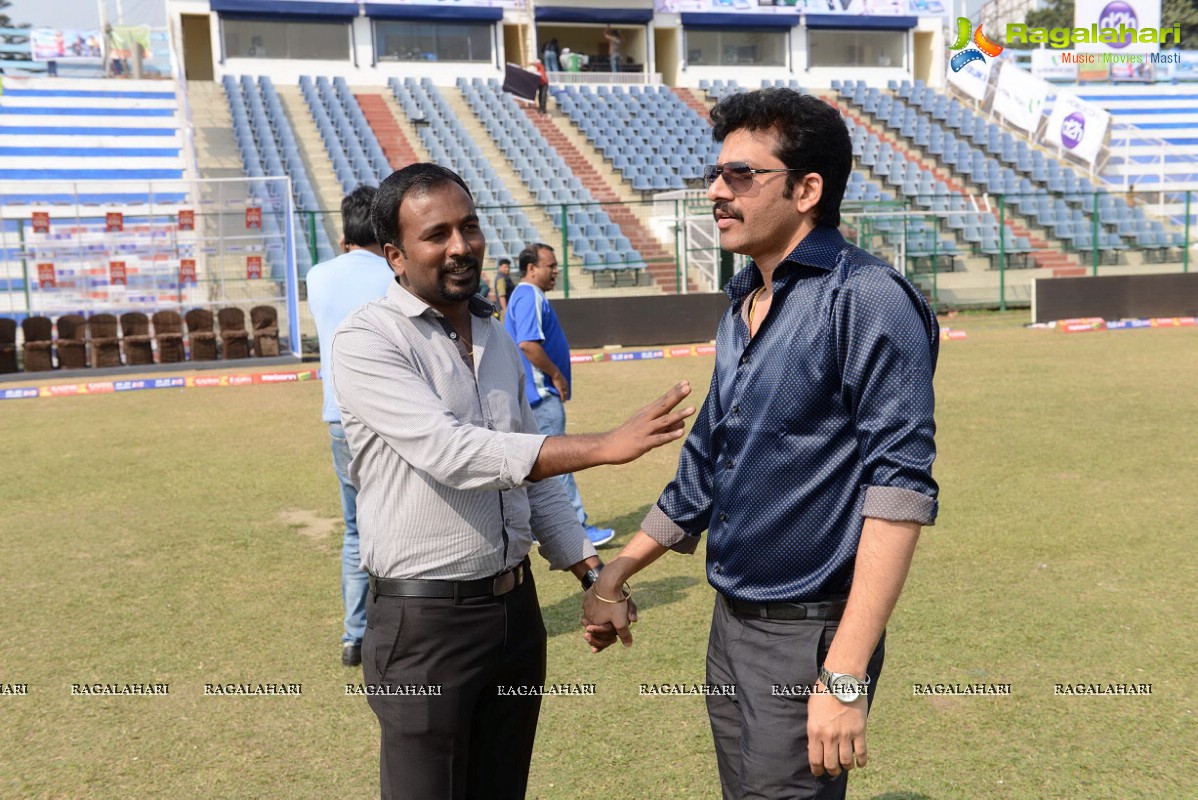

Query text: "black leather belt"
[722, 594, 847, 621]
[369, 562, 525, 600]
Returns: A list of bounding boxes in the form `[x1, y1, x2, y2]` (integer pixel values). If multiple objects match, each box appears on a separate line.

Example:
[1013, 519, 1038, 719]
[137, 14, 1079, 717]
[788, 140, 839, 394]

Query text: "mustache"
[441, 256, 480, 274]
[713, 202, 743, 221]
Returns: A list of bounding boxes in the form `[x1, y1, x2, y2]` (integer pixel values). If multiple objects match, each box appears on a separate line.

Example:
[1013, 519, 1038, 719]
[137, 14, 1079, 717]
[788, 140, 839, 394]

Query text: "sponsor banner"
[1031, 49, 1079, 80]
[29, 28, 104, 62]
[178, 209, 195, 231]
[106, 212, 124, 233]
[246, 255, 262, 280]
[947, 54, 992, 101]
[2, 388, 41, 401]
[109, 261, 127, 286]
[245, 207, 262, 230]
[179, 259, 197, 285]
[940, 328, 968, 341]
[1078, 60, 1112, 81]
[31, 212, 51, 234]
[1110, 61, 1155, 81]
[992, 62, 1050, 133]
[1043, 92, 1110, 165]
[1, 372, 318, 402]
[37, 263, 56, 289]
[1074, 0, 1162, 54]
[1060, 317, 1107, 333]
[654, 0, 942, 14]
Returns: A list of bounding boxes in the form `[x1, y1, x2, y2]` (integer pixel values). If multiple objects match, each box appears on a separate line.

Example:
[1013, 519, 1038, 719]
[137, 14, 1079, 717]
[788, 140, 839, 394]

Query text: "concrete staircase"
[188, 81, 243, 180]
[355, 91, 420, 169]
[674, 87, 712, 121]
[521, 106, 688, 292]
[274, 86, 343, 219]
[441, 89, 560, 246]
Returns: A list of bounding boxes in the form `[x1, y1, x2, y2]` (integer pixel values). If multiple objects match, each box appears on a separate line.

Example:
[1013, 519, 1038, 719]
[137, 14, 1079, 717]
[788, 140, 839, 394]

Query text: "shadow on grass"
[871, 793, 933, 800]
[541, 574, 703, 638]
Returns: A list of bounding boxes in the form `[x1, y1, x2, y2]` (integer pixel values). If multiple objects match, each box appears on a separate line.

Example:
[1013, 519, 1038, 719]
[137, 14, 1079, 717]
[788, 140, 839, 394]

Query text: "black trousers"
[536, 85, 548, 114]
[362, 566, 547, 800]
[705, 597, 886, 800]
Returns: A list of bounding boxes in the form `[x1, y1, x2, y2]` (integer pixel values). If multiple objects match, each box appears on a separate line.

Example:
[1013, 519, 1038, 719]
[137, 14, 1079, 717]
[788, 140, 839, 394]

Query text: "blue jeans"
[531, 395, 587, 526]
[330, 422, 368, 644]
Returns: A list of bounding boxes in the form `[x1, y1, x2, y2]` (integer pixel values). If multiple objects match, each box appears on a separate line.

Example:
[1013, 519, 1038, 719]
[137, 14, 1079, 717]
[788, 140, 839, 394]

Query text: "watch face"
[830, 674, 862, 702]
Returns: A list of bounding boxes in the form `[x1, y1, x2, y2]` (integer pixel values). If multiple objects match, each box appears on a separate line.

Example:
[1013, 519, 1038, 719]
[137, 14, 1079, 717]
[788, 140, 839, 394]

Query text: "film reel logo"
[949, 17, 1003, 73]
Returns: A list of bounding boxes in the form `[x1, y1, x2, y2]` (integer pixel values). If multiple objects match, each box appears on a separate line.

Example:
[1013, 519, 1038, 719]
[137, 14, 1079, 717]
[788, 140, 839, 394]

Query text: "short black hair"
[709, 89, 851, 228]
[497, 258, 511, 267]
[517, 243, 553, 276]
[371, 163, 472, 251]
[341, 185, 378, 248]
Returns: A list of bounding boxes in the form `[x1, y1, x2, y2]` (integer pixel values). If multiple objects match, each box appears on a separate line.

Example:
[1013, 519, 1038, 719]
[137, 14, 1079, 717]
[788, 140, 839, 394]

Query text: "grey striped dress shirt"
[331, 280, 595, 581]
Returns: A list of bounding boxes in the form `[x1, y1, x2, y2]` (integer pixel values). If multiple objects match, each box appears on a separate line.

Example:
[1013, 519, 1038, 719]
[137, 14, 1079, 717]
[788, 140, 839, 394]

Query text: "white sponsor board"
[947, 54, 992, 101]
[1031, 49, 1080, 80]
[992, 62, 1050, 133]
[1074, 0, 1162, 54]
[1043, 92, 1111, 165]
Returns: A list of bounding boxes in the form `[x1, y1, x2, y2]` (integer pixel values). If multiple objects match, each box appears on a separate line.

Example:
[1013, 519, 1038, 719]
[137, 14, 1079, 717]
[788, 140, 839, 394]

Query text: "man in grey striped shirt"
[331, 163, 694, 800]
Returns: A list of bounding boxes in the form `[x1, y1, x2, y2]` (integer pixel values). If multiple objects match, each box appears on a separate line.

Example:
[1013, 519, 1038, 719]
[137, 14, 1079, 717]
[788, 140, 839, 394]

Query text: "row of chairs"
[0, 307, 280, 374]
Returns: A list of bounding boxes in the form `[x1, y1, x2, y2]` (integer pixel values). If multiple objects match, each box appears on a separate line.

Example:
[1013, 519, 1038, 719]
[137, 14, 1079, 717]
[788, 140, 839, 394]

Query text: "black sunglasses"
[703, 162, 802, 189]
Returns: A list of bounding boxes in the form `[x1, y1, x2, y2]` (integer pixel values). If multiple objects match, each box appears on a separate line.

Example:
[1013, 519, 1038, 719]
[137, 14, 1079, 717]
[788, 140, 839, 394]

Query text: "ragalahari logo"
[949, 17, 1003, 73]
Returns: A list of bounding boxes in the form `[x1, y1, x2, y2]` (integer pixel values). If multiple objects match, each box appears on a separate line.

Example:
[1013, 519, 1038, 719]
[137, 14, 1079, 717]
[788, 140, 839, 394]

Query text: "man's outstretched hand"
[599, 381, 694, 464]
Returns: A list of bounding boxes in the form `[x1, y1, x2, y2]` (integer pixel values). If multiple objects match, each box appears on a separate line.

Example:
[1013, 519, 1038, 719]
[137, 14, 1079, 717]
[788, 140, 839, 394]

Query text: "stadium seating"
[120, 312, 154, 366]
[299, 76, 390, 192]
[218, 307, 251, 360]
[20, 316, 53, 371]
[460, 79, 648, 282]
[184, 309, 218, 361]
[55, 314, 89, 369]
[151, 310, 185, 364]
[0, 317, 16, 374]
[390, 77, 543, 262]
[89, 313, 122, 368]
[251, 305, 280, 357]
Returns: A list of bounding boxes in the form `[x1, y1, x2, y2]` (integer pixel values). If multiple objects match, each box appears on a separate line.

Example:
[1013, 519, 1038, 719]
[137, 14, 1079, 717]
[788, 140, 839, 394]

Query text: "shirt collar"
[726, 225, 847, 302]
[387, 279, 496, 319]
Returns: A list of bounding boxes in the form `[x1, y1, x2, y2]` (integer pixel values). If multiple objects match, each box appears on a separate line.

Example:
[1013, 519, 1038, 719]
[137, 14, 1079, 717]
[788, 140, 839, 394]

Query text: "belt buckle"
[492, 565, 520, 596]
[782, 603, 808, 620]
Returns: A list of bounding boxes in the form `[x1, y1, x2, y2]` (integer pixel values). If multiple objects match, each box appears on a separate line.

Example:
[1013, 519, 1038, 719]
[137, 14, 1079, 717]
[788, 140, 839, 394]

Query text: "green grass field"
[2, 312, 1196, 799]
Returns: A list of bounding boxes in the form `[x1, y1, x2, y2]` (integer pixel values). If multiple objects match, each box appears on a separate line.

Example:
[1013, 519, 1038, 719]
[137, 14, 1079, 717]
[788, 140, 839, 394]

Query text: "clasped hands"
[580, 574, 637, 653]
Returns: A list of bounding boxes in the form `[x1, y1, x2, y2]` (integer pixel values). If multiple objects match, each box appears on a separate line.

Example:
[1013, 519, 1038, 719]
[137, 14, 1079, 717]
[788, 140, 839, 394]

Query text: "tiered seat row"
[459, 78, 646, 280]
[554, 85, 713, 192]
[299, 76, 390, 193]
[390, 77, 539, 261]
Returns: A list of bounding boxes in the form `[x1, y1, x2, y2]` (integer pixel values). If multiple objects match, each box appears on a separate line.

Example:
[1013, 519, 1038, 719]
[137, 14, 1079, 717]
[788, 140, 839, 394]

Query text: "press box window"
[807, 30, 905, 68]
[685, 29, 786, 67]
[222, 18, 351, 61]
[375, 21, 493, 62]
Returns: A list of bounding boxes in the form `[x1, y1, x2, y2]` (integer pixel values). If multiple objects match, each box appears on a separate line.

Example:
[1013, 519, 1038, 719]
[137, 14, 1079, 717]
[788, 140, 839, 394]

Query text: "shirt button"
[713, 563, 721, 574]
[739, 354, 748, 366]
[731, 405, 740, 414]
[726, 460, 735, 470]
[449, 332, 458, 340]
[719, 513, 728, 523]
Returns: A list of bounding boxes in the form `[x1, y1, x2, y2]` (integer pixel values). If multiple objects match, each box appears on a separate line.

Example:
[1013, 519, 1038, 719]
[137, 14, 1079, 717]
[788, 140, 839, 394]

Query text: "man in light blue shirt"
[305, 186, 395, 667]
[504, 243, 615, 547]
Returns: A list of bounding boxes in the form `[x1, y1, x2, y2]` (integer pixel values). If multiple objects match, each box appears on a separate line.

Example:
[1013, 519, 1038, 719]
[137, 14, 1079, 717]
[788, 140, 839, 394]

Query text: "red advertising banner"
[31, 211, 50, 234]
[109, 260, 127, 285]
[178, 209, 195, 231]
[246, 255, 262, 280]
[37, 263, 56, 288]
[245, 206, 262, 230]
[106, 212, 124, 232]
[179, 258, 197, 285]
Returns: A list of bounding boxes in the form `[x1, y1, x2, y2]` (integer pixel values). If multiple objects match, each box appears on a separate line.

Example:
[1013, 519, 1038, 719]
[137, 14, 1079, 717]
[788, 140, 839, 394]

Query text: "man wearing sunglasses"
[582, 89, 940, 799]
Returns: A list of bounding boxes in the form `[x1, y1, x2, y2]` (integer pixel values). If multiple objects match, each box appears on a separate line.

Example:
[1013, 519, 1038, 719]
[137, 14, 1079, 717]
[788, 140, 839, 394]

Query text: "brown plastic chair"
[0, 317, 17, 374]
[218, 307, 250, 360]
[250, 305, 279, 357]
[56, 314, 89, 370]
[21, 316, 54, 371]
[120, 312, 154, 366]
[152, 310, 185, 364]
[184, 308, 217, 361]
[89, 314, 122, 368]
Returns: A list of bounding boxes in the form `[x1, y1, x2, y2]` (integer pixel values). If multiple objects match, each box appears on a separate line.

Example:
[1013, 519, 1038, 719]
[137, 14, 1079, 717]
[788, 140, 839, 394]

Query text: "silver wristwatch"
[818, 666, 870, 703]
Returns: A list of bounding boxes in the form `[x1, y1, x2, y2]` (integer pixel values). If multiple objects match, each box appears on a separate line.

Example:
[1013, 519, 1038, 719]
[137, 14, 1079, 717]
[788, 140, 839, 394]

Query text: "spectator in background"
[532, 57, 548, 114]
[505, 243, 616, 547]
[604, 26, 623, 73]
[543, 38, 561, 72]
[494, 257, 516, 317]
[304, 186, 395, 668]
[561, 47, 587, 73]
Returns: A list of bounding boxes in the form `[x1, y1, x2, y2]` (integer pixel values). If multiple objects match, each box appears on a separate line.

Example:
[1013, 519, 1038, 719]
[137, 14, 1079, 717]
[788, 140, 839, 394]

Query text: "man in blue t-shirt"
[504, 243, 614, 547]
[305, 186, 396, 667]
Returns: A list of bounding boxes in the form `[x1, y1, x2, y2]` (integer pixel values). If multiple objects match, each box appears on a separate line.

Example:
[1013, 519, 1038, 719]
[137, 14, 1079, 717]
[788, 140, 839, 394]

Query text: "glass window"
[807, 30, 905, 68]
[375, 21, 493, 63]
[222, 18, 350, 61]
[685, 29, 787, 67]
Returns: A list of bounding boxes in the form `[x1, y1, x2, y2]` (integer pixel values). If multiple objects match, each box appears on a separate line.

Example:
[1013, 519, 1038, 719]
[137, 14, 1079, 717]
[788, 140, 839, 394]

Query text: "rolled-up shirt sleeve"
[642, 366, 720, 553]
[332, 321, 546, 491]
[834, 268, 939, 525]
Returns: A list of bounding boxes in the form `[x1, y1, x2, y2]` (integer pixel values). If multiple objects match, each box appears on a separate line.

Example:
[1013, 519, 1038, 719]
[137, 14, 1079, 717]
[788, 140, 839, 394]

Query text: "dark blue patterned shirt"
[642, 226, 939, 603]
